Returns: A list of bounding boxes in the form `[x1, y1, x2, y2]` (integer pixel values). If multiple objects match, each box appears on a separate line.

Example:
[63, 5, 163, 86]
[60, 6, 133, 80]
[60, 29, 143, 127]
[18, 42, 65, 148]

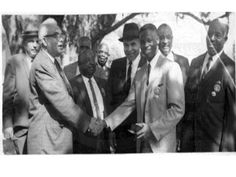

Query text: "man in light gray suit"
[3, 24, 40, 154]
[98, 23, 185, 152]
[27, 19, 102, 154]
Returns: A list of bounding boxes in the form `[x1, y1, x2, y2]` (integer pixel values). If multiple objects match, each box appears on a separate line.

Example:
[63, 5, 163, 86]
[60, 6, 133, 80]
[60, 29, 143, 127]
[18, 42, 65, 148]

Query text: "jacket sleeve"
[3, 59, 15, 129]
[150, 62, 185, 141]
[34, 63, 91, 133]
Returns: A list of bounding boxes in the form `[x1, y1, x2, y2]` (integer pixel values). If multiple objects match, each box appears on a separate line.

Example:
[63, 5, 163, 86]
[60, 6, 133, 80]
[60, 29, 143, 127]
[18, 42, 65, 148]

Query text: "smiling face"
[23, 36, 40, 59]
[123, 38, 140, 62]
[97, 43, 109, 67]
[206, 19, 228, 56]
[139, 28, 159, 61]
[157, 24, 173, 57]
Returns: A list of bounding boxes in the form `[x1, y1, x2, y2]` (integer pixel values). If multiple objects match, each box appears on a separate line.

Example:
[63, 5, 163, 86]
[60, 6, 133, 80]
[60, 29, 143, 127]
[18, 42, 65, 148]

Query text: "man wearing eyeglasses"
[27, 19, 102, 154]
[179, 18, 236, 152]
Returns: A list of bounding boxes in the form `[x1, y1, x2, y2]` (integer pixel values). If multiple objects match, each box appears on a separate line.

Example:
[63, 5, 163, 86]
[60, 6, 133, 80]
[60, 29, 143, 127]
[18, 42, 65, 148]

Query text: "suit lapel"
[22, 54, 30, 78]
[94, 77, 107, 116]
[76, 75, 93, 116]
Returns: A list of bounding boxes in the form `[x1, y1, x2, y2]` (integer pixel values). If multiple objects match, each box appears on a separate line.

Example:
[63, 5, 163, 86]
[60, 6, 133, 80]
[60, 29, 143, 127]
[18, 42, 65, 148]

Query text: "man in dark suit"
[157, 23, 189, 85]
[27, 19, 102, 154]
[180, 18, 236, 152]
[94, 42, 110, 81]
[108, 23, 146, 153]
[64, 36, 91, 80]
[3, 24, 40, 154]
[70, 49, 112, 153]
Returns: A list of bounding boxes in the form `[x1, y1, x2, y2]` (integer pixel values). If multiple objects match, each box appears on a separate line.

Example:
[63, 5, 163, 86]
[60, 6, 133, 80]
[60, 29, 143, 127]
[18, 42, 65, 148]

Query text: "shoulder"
[190, 53, 206, 67]
[7, 53, 25, 64]
[221, 52, 235, 80]
[64, 61, 77, 71]
[70, 74, 82, 85]
[173, 52, 189, 65]
[110, 57, 126, 68]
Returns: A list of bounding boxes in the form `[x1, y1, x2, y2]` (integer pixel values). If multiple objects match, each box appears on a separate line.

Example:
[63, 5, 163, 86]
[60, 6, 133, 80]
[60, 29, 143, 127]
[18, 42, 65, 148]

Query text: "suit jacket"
[173, 52, 189, 85]
[94, 64, 110, 81]
[27, 50, 91, 154]
[107, 56, 146, 153]
[64, 61, 78, 80]
[105, 54, 185, 152]
[3, 53, 30, 153]
[180, 52, 236, 152]
[69, 74, 111, 153]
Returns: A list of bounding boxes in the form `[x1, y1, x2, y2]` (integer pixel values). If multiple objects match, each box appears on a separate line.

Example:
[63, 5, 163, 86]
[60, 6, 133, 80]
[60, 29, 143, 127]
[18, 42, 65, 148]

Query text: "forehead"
[123, 38, 140, 45]
[140, 29, 158, 39]
[208, 20, 227, 34]
[98, 44, 109, 52]
[158, 26, 172, 36]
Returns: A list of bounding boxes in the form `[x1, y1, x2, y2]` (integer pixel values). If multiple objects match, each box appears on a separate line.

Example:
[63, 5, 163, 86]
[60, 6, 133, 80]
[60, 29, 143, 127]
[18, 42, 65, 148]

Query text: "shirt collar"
[147, 50, 161, 69]
[82, 75, 95, 83]
[127, 53, 141, 65]
[164, 51, 174, 61]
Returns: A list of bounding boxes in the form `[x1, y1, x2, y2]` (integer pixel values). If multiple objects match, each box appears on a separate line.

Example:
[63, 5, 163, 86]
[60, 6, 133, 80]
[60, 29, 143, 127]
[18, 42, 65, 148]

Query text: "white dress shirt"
[82, 76, 104, 119]
[201, 50, 223, 76]
[164, 51, 175, 62]
[147, 51, 161, 84]
[126, 54, 141, 85]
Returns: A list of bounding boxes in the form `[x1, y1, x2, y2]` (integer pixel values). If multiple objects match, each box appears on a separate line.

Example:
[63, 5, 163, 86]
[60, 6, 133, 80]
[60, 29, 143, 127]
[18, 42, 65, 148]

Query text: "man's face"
[140, 29, 159, 61]
[24, 37, 40, 59]
[97, 45, 109, 67]
[79, 51, 96, 78]
[158, 26, 173, 56]
[206, 20, 228, 56]
[123, 38, 140, 61]
[45, 31, 66, 57]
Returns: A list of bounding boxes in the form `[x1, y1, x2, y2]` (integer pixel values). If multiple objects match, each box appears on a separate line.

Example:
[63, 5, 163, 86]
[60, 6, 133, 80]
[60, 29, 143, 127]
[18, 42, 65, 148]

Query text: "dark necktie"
[88, 78, 101, 119]
[124, 60, 132, 95]
[201, 56, 212, 79]
[146, 63, 151, 85]
[54, 59, 74, 98]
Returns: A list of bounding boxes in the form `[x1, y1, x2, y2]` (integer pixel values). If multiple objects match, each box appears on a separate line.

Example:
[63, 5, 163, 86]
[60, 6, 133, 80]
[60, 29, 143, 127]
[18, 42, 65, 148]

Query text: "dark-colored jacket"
[180, 52, 236, 152]
[64, 61, 78, 80]
[107, 56, 146, 153]
[69, 74, 111, 153]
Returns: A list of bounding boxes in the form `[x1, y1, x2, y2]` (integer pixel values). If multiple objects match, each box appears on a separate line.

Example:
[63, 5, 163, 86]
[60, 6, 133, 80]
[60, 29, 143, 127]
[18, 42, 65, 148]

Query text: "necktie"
[88, 78, 101, 119]
[54, 59, 74, 98]
[146, 63, 151, 85]
[201, 56, 212, 79]
[124, 60, 132, 95]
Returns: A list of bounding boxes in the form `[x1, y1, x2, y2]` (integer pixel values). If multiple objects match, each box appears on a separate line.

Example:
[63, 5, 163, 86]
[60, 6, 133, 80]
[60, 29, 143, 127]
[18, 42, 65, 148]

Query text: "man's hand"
[88, 118, 106, 136]
[4, 127, 14, 139]
[136, 123, 151, 140]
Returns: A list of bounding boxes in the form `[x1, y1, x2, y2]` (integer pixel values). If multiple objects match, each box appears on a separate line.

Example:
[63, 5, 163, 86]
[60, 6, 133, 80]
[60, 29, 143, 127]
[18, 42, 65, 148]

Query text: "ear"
[225, 36, 228, 42]
[41, 37, 48, 47]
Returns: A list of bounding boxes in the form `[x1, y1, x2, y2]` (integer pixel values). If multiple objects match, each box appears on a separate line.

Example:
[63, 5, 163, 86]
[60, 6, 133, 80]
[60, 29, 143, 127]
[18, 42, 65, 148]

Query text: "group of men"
[2, 17, 236, 154]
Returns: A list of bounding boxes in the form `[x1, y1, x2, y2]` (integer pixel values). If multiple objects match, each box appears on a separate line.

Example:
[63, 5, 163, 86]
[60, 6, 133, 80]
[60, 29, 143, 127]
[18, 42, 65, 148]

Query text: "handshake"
[87, 117, 107, 136]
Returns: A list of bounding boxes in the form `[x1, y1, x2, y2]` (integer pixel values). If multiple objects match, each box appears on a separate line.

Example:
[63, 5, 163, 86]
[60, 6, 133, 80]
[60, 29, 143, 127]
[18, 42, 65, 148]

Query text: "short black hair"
[139, 23, 158, 35]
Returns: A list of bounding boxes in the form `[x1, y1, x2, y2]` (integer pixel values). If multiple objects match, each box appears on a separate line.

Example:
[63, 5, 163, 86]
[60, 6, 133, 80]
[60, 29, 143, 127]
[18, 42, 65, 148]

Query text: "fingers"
[88, 118, 105, 136]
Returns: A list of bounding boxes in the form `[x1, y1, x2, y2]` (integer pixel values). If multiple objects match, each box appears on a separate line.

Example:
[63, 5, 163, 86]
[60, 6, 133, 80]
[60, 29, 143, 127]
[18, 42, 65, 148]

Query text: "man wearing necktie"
[69, 49, 112, 153]
[27, 18, 101, 154]
[108, 23, 146, 153]
[103, 23, 185, 153]
[3, 24, 40, 154]
[179, 18, 236, 152]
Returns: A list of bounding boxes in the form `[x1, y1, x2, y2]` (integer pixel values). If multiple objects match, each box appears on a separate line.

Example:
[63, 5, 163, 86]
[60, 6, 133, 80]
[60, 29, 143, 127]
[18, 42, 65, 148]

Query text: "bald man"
[180, 18, 236, 152]
[27, 19, 101, 154]
[94, 43, 110, 81]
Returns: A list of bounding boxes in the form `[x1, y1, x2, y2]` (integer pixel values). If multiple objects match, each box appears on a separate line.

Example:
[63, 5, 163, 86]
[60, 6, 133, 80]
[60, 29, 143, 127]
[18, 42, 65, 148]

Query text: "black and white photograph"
[0, 0, 236, 176]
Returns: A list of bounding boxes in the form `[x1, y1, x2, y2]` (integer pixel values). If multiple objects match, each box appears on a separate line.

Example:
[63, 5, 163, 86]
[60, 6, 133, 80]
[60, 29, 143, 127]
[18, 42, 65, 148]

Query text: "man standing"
[27, 19, 101, 154]
[104, 23, 185, 153]
[180, 18, 236, 152]
[64, 36, 91, 80]
[3, 24, 40, 154]
[108, 23, 146, 153]
[94, 42, 110, 81]
[70, 49, 112, 153]
[157, 23, 189, 85]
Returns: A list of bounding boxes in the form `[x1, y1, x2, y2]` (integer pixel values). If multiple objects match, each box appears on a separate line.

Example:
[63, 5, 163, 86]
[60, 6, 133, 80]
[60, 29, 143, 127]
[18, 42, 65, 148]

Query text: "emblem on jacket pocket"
[154, 83, 163, 95]
[214, 81, 221, 93]
[211, 91, 216, 97]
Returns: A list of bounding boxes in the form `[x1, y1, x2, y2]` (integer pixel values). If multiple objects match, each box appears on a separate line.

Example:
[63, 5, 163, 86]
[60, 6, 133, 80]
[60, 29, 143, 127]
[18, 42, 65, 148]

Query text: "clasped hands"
[88, 117, 107, 136]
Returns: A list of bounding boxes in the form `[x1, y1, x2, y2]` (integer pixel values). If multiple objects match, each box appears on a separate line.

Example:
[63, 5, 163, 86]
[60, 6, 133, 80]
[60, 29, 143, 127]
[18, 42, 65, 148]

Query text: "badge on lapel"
[211, 81, 221, 97]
